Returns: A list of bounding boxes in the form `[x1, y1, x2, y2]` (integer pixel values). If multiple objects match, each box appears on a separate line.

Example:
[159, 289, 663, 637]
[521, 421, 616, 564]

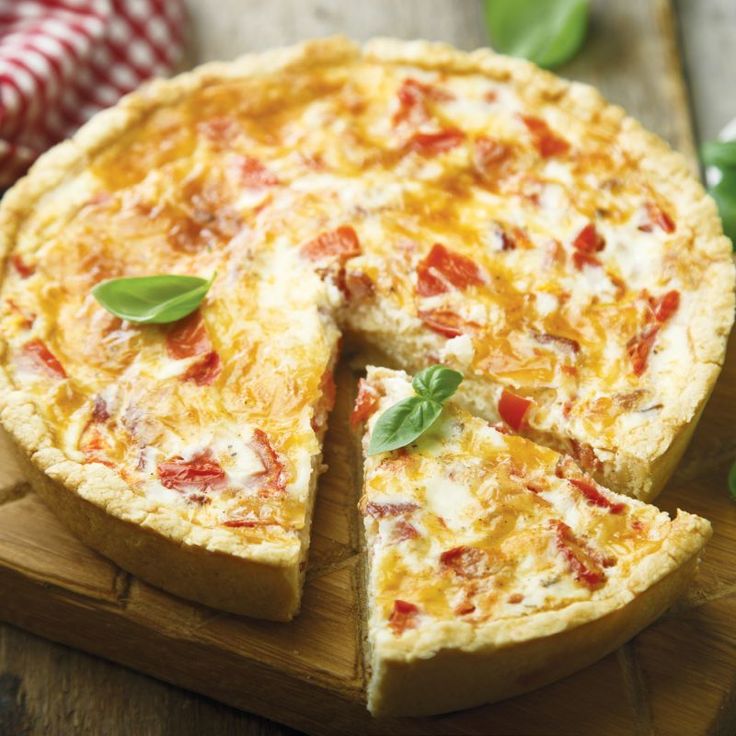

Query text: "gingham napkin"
[0, 0, 186, 187]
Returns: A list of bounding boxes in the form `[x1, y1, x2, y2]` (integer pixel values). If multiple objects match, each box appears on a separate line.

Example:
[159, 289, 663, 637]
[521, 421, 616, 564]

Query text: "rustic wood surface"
[1, 1, 735, 735]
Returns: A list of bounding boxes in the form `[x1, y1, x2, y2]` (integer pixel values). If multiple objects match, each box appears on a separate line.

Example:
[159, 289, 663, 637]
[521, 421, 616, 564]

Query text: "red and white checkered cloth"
[0, 0, 186, 187]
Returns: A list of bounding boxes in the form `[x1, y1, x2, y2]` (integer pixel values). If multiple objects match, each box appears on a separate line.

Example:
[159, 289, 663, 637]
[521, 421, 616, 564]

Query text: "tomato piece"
[572, 223, 605, 253]
[236, 156, 278, 187]
[405, 128, 464, 156]
[350, 378, 380, 427]
[91, 396, 110, 422]
[627, 325, 659, 376]
[572, 250, 602, 270]
[638, 201, 676, 234]
[521, 115, 570, 157]
[10, 254, 34, 278]
[250, 428, 287, 494]
[570, 439, 603, 474]
[198, 116, 241, 146]
[158, 449, 226, 493]
[393, 77, 452, 125]
[439, 546, 489, 578]
[344, 270, 375, 301]
[183, 350, 221, 386]
[568, 478, 626, 514]
[551, 520, 607, 590]
[498, 389, 532, 432]
[166, 311, 212, 360]
[364, 501, 419, 518]
[418, 309, 467, 338]
[23, 339, 66, 379]
[473, 136, 511, 178]
[650, 289, 680, 322]
[392, 520, 419, 542]
[416, 243, 485, 296]
[301, 225, 361, 262]
[388, 599, 419, 635]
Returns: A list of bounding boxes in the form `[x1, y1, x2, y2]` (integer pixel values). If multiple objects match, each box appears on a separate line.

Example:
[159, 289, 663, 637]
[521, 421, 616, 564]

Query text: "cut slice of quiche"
[354, 366, 711, 717]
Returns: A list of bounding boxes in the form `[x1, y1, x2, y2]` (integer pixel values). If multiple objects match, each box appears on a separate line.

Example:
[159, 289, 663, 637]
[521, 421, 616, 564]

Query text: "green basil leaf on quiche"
[367, 396, 444, 456]
[484, 0, 589, 69]
[92, 274, 214, 324]
[412, 364, 464, 403]
[729, 461, 736, 502]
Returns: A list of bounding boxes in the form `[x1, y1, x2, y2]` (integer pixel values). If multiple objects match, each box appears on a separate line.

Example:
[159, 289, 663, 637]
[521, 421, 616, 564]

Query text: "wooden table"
[1, 1, 734, 734]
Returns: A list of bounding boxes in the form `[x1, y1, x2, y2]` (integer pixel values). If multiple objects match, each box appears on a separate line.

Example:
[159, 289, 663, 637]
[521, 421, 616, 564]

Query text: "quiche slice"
[354, 366, 711, 717]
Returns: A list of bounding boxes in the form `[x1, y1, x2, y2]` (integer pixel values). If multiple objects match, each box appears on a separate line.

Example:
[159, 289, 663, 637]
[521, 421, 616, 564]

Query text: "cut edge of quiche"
[355, 366, 711, 718]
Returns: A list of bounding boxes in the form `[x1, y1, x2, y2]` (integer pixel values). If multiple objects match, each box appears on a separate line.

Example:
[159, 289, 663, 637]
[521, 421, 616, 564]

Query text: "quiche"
[354, 366, 711, 717]
[0, 37, 731, 625]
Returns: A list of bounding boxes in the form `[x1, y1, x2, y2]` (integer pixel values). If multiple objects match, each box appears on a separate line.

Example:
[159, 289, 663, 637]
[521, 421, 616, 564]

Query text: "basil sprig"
[92, 273, 215, 324]
[702, 139, 736, 247]
[367, 365, 463, 456]
[484, 0, 589, 70]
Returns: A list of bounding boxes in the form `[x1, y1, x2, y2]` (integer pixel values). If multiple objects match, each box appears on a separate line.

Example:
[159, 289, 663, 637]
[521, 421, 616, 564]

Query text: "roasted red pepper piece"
[364, 501, 419, 518]
[416, 243, 485, 297]
[405, 128, 465, 156]
[300, 225, 361, 262]
[568, 478, 626, 514]
[551, 520, 607, 590]
[183, 350, 221, 386]
[573, 223, 605, 253]
[23, 339, 66, 378]
[250, 428, 287, 494]
[521, 115, 570, 157]
[350, 378, 380, 427]
[388, 599, 419, 634]
[166, 311, 212, 360]
[158, 449, 226, 493]
[638, 201, 676, 234]
[498, 389, 532, 432]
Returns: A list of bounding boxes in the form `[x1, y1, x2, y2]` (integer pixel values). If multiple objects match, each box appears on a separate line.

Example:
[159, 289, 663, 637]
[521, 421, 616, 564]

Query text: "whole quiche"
[0, 37, 732, 716]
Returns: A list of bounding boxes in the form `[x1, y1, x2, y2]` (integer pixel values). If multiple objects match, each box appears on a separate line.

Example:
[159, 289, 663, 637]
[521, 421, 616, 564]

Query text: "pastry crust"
[0, 36, 730, 629]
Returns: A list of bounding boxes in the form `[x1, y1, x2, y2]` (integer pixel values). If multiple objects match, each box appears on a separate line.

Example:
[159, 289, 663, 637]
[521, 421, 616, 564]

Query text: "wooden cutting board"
[1, 1, 735, 734]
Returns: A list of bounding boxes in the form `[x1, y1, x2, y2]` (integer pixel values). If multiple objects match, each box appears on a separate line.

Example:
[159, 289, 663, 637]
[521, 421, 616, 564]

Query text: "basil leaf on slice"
[729, 461, 736, 503]
[92, 274, 214, 324]
[701, 140, 736, 170]
[412, 364, 464, 403]
[484, 0, 589, 69]
[367, 396, 443, 456]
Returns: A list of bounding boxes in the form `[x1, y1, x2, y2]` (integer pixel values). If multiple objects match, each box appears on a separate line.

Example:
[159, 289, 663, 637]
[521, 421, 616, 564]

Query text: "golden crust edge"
[367, 511, 710, 717]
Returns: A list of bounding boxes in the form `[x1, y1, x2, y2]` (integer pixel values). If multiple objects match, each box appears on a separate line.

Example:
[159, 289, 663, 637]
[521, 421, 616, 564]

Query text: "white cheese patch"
[422, 474, 482, 531]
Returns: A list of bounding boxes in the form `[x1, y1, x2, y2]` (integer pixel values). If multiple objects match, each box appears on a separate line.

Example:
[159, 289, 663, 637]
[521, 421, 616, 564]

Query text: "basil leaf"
[367, 396, 443, 456]
[701, 140, 736, 170]
[412, 364, 464, 403]
[484, 0, 589, 69]
[729, 461, 736, 503]
[92, 274, 214, 324]
[709, 169, 736, 246]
